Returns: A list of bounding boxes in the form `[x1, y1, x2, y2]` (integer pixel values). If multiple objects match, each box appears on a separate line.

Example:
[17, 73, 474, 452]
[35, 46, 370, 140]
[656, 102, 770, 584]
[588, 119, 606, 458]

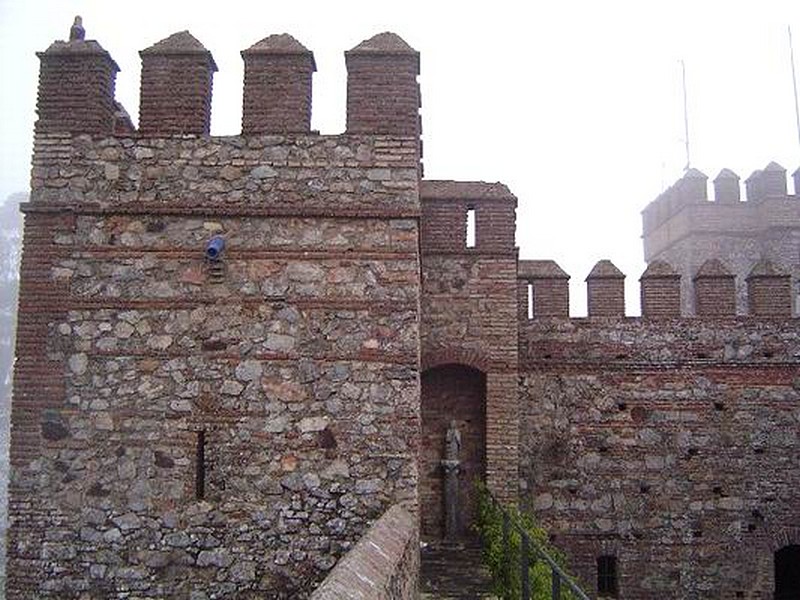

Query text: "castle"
[6, 19, 800, 599]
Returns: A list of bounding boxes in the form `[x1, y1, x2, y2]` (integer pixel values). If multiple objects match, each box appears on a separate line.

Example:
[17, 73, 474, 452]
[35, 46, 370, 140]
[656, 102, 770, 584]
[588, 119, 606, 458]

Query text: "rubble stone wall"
[519, 316, 800, 599]
[8, 131, 421, 599]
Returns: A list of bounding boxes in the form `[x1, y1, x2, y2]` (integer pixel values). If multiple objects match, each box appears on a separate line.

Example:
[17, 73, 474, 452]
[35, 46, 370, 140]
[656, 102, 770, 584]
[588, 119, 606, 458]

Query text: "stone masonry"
[10, 25, 421, 599]
[8, 18, 800, 600]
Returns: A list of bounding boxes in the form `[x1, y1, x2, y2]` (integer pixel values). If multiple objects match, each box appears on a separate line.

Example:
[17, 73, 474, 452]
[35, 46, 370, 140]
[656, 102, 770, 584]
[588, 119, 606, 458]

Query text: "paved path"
[420, 541, 498, 600]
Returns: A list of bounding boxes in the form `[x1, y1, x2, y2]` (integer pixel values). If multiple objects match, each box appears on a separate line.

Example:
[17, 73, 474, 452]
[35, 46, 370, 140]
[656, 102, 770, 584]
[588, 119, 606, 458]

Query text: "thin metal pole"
[681, 59, 691, 171]
[552, 569, 562, 600]
[789, 26, 800, 152]
[521, 534, 530, 600]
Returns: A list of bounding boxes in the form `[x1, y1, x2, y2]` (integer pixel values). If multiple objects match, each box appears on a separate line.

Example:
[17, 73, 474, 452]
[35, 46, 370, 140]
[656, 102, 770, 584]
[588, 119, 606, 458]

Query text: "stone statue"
[442, 419, 461, 543]
[445, 419, 461, 462]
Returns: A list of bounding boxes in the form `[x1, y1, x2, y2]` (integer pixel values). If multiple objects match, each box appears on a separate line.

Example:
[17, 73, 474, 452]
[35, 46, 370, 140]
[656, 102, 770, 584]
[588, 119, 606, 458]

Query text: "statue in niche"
[442, 419, 461, 543]
[445, 419, 461, 462]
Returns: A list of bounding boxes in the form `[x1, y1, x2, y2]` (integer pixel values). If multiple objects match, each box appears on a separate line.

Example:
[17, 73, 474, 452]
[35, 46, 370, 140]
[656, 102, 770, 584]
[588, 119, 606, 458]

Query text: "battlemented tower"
[642, 165, 800, 316]
[10, 22, 423, 597]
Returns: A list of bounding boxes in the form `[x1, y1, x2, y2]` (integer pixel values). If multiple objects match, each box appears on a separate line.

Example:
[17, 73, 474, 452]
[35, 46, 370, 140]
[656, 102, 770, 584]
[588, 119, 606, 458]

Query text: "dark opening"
[597, 555, 618, 597]
[420, 364, 486, 541]
[775, 545, 800, 600]
[195, 430, 206, 500]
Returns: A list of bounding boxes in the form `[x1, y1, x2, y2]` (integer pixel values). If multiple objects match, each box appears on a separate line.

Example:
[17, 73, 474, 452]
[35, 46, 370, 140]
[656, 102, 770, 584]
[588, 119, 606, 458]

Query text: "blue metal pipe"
[205, 235, 225, 261]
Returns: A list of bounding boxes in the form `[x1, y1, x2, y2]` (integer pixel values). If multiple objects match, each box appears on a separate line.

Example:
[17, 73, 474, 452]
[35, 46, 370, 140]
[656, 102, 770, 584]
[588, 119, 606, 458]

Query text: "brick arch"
[770, 527, 800, 552]
[421, 347, 490, 374]
[420, 363, 486, 541]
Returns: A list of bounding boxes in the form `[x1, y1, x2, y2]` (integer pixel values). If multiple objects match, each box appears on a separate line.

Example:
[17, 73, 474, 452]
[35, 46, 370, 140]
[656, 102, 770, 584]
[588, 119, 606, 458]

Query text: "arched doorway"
[775, 545, 800, 600]
[420, 364, 486, 541]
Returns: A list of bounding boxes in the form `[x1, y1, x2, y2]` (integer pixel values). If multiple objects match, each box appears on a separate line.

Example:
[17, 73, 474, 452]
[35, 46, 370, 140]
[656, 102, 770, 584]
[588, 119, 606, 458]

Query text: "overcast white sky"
[1, 0, 799, 314]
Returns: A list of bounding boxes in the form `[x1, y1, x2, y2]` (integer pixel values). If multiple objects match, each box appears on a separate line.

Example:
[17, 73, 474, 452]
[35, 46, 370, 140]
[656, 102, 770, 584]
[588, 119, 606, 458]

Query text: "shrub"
[475, 483, 586, 600]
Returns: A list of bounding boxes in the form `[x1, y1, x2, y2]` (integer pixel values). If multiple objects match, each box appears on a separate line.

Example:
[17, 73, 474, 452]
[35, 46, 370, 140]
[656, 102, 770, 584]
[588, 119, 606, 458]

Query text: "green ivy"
[475, 483, 585, 600]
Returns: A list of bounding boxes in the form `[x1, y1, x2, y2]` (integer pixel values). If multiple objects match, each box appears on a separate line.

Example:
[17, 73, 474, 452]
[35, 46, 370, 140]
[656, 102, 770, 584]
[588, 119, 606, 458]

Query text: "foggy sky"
[1, 0, 799, 314]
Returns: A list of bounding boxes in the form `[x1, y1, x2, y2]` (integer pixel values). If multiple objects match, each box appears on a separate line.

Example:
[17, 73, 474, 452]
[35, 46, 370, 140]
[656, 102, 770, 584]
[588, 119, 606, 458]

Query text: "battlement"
[518, 257, 795, 320]
[642, 163, 800, 260]
[420, 181, 517, 253]
[34, 18, 421, 150]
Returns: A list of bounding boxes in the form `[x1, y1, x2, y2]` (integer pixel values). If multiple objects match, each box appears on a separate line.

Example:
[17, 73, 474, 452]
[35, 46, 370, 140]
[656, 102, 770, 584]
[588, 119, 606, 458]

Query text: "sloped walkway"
[420, 541, 498, 600]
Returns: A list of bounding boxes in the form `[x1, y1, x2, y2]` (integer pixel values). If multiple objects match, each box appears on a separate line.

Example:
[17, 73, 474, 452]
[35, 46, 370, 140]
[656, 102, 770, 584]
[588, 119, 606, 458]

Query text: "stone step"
[420, 541, 498, 600]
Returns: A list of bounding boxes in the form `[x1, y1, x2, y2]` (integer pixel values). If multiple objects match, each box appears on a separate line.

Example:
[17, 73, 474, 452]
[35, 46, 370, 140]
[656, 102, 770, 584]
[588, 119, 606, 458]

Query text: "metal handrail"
[486, 490, 591, 600]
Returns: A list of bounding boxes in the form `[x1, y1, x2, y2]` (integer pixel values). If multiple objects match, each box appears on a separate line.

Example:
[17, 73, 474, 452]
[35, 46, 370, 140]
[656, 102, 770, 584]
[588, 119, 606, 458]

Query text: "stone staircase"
[420, 541, 498, 600]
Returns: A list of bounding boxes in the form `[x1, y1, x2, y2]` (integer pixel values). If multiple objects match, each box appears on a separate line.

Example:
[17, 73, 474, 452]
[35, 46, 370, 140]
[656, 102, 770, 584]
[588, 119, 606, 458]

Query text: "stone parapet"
[310, 504, 419, 600]
[516, 258, 797, 320]
[519, 312, 799, 365]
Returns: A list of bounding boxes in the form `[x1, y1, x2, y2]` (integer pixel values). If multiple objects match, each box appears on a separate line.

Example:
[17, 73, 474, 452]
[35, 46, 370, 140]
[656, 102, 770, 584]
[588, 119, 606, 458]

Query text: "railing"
[486, 491, 591, 600]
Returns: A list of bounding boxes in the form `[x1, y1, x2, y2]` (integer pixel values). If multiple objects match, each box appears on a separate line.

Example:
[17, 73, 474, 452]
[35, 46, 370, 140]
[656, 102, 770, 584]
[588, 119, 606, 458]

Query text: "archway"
[420, 364, 486, 541]
[775, 544, 800, 600]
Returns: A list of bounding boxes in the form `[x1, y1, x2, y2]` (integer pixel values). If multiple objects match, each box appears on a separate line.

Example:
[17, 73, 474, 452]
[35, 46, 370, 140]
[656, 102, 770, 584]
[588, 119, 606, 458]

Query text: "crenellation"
[516, 257, 795, 319]
[9, 18, 800, 600]
[746, 259, 792, 317]
[586, 259, 625, 317]
[643, 161, 800, 317]
[138, 31, 217, 136]
[713, 167, 741, 203]
[639, 259, 681, 319]
[34, 20, 119, 136]
[755, 161, 787, 199]
[241, 34, 316, 135]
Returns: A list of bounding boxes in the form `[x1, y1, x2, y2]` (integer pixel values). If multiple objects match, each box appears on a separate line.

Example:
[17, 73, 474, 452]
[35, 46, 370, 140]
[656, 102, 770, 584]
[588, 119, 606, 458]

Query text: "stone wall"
[309, 504, 419, 600]
[8, 128, 421, 598]
[519, 315, 800, 599]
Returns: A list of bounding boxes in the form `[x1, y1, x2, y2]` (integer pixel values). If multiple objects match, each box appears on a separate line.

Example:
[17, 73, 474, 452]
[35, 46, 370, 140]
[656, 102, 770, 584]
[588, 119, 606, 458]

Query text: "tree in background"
[0, 193, 23, 401]
[0, 191, 24, 588]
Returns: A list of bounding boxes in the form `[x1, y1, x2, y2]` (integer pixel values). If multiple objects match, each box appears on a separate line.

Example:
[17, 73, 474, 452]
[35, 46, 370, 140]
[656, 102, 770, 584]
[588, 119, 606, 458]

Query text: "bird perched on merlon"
[69, 16, 85, 42]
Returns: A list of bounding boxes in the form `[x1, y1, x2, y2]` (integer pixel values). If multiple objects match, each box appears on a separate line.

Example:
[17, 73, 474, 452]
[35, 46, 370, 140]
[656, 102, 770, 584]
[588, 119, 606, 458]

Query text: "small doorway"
[420, 364, 486, 541]
[775, 545, 800, 600]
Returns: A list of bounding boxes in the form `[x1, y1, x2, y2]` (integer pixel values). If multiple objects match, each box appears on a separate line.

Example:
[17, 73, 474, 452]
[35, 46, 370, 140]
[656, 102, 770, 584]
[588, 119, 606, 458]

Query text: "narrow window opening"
[195, 430, 206, 500]
[527, 282, 534, 319]
[597, 555, 618, 597]
[466, 207, 476, 248]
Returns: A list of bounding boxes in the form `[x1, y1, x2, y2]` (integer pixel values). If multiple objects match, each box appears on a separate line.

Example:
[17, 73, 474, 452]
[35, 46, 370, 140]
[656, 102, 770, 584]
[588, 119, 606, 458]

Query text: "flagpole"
[681, 59, 691, 171]
[789, 26, 800, 152]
